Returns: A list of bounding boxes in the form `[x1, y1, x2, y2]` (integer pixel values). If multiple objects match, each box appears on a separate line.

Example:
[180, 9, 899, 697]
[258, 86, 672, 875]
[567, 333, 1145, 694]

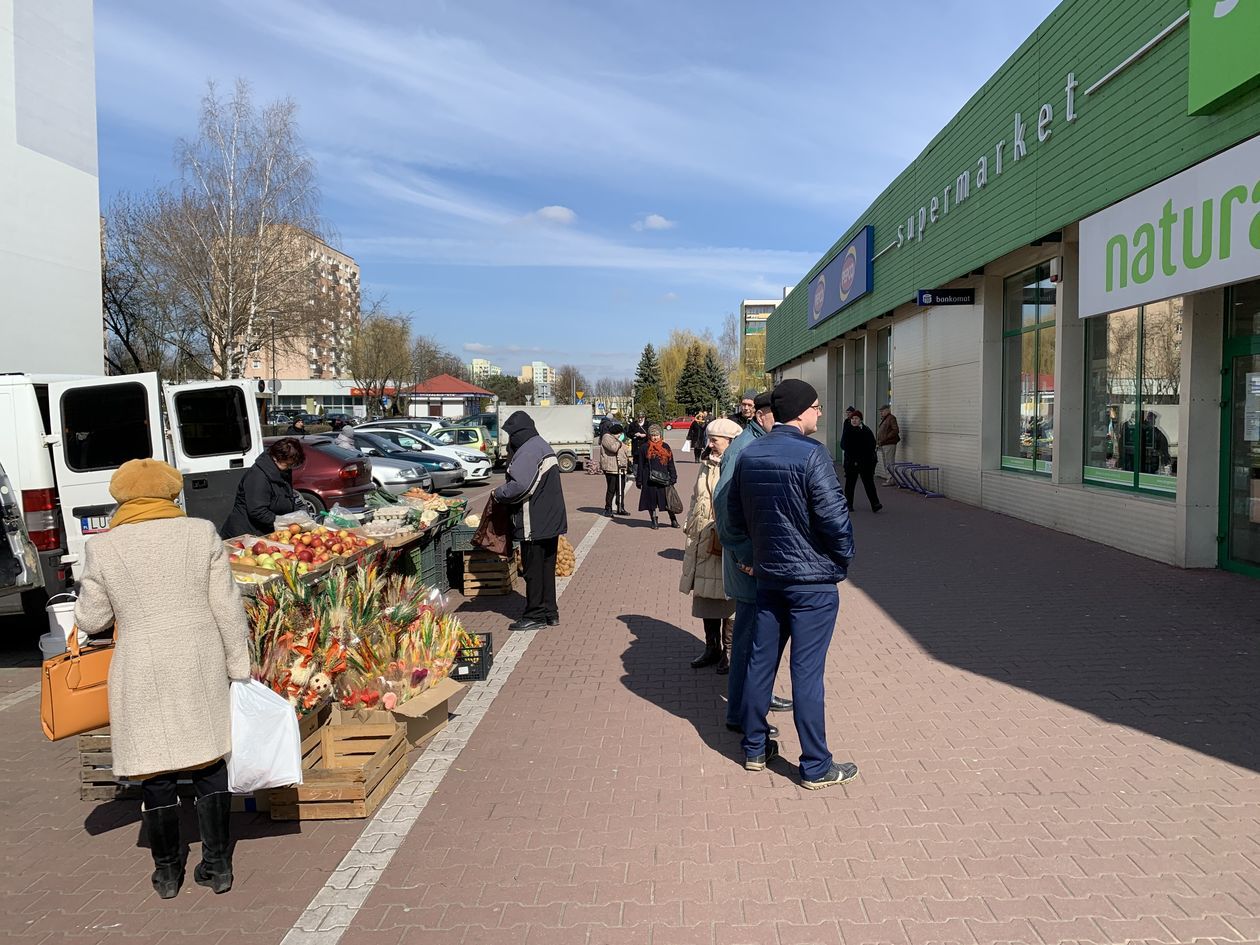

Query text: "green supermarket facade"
[763, 0, 1260, 574]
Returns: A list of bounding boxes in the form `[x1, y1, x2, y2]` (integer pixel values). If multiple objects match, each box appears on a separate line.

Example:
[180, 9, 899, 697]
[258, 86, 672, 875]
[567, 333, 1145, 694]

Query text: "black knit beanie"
[753, 391, 773, 411]
[771, 379, 818, 423]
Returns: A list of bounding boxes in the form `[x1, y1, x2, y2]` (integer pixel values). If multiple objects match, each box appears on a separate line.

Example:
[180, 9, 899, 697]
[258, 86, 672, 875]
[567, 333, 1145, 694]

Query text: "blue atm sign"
[808, 226, 874, 329]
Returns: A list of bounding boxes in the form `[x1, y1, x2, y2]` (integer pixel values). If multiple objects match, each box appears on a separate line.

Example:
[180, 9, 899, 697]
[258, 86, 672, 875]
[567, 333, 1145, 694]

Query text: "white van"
[0, 373, 263, 618]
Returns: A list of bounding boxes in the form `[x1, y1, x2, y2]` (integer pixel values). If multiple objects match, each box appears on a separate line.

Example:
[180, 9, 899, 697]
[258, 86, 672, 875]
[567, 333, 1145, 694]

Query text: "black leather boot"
[193, 792, 233, 894]
[690, 620, 722, 669]
[669, 512, 681, 528]
[650, 512, 659, 530]
[142, 803, 184, 899]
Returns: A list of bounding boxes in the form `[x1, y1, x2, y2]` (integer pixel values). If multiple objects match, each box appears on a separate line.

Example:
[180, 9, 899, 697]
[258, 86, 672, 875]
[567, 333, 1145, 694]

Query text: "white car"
[365, 427, 494, 483]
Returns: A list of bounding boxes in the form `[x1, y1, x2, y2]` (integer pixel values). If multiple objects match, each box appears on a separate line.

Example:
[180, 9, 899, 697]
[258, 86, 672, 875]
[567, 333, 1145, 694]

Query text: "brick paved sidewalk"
[4, 446, 1260, 945]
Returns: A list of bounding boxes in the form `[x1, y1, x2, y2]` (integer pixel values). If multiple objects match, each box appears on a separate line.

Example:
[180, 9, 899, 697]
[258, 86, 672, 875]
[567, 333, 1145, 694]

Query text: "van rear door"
[163, 380, 263, 530]
[0, 459, 43, 598]
[47, 374, 166, 577]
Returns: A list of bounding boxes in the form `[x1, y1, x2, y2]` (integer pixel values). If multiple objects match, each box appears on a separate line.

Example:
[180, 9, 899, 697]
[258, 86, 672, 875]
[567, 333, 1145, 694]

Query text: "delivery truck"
[493, 404, 592, 472]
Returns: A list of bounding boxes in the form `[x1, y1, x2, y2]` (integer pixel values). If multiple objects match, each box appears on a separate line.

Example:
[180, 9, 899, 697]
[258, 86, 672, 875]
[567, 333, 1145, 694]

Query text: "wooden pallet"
[266, 720, 409, 821]
[462, 550, 516, 597]
[76, 703, 331, 804]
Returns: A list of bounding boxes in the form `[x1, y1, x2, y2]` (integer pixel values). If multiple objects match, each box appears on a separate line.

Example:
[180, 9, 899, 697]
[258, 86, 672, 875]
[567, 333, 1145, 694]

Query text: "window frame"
[1000, 263, 1056, 475]
[1082, 301, 1181, 497]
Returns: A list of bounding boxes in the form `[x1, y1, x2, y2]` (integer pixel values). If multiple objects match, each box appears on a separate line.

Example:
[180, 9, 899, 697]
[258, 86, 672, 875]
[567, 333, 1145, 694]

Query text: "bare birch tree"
[348, 314, 412, 416]
[105, 80, 333, 379]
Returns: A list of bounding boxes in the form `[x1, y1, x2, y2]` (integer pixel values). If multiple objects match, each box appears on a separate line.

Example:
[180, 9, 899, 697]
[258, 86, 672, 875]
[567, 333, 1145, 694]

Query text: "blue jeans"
[741, 584, 838, 781]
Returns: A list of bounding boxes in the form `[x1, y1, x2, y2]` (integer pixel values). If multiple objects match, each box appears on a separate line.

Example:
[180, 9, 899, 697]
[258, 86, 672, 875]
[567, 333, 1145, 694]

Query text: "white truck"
[494, 404, 593, 473]
[0, 373, 264, 620]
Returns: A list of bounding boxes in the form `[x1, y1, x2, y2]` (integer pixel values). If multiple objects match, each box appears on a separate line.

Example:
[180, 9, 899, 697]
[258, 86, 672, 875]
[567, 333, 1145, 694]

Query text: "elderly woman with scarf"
[635, 424, 679, 529]
[493, 411, 569, 631]
[680, 418, 740, 670]
[74, 459, 251, 899]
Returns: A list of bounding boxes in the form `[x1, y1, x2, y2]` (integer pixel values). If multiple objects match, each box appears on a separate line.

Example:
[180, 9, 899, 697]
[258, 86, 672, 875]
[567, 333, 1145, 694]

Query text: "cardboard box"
[390, 676, 462, 744]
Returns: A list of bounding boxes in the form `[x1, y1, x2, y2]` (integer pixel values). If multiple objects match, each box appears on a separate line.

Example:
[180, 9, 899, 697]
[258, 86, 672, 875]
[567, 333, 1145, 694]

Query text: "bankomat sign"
[1189, 0, 1260, 114]
[1079, 134, 1260, 319]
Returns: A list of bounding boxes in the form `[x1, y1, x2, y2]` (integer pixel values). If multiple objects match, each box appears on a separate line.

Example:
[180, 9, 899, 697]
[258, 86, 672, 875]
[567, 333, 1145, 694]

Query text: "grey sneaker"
[744, 739, 779, 772]
[802, 761, 859, 790]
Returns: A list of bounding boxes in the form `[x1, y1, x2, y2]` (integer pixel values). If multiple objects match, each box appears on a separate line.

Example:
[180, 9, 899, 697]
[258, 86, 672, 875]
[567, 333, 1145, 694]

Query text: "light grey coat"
[74, 517, 252, 778]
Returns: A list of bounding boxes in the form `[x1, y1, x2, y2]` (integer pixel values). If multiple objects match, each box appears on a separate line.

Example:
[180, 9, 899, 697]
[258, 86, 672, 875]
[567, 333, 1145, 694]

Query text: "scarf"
[647, 439, 671, 463]
[110, 497, 186, 529]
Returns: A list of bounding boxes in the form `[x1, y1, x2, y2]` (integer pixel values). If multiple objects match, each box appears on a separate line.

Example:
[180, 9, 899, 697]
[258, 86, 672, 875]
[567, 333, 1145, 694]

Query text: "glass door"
[1221, 350, 1260, 575]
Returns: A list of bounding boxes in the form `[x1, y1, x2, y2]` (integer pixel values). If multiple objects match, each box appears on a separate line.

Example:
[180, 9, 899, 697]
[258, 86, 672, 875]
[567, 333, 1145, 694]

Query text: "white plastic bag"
[227, 680, 304, 794]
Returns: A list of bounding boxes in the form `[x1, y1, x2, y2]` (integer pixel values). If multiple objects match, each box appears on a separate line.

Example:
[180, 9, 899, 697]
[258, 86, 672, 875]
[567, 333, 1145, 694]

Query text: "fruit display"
[400, 487, 460, 513]
[265, 522, 377, 555]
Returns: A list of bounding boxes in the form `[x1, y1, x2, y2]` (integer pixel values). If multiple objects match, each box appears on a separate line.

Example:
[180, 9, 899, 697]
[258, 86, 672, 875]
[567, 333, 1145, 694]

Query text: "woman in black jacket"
[635, 425, 679, 530]
[220, 438, 305, 537]
[841, 411, 882, 513]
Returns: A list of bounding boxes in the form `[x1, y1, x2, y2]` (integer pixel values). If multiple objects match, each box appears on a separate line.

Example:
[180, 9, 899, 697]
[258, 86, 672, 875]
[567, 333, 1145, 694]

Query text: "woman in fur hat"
[75, 459, 251, 899]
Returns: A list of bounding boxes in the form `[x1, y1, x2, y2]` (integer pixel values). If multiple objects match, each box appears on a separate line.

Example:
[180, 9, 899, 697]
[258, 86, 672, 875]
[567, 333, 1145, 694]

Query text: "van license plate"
[81, 516, 111, 535]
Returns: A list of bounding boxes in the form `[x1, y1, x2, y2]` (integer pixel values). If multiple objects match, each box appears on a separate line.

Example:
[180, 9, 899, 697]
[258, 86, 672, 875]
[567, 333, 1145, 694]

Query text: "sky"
[94, 0, 1060, 380]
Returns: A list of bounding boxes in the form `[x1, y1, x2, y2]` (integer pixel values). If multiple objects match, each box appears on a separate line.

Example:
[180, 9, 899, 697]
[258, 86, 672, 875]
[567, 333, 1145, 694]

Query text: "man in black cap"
[728, 390, 757, 429]
[493, 411, 568, 631]
[725, 379, 858, 790]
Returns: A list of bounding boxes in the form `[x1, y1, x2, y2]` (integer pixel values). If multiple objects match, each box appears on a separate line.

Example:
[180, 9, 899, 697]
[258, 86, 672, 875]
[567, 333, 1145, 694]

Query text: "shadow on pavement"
[657, 548, 684, 561]
[848, 492, 1260, 772]
[616, 614, 742, 767]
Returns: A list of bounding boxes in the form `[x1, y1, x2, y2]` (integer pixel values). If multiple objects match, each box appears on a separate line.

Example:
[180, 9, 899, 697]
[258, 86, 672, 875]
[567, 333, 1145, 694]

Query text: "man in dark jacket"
[285, 418, 306, 436]
[728, 390, 756, 429]
[493, 411, 568, 631]
[625, 413, 650, 466]
[726, 379, 858, 790]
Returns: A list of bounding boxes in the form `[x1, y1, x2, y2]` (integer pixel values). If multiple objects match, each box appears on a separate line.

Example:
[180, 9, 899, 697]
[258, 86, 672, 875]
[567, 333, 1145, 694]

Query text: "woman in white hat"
[679, 418, 741, 671]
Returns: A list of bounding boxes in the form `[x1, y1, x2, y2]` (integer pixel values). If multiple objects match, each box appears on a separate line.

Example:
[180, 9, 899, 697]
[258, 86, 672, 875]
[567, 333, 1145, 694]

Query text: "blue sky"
[95, 0, 1059, 379]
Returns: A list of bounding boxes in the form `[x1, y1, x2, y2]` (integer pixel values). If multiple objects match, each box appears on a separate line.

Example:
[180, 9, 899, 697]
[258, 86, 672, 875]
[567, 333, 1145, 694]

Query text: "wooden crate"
[77, 702, 331, 804]
[462, 550, 516, 597]
[266, 720, 409, 821]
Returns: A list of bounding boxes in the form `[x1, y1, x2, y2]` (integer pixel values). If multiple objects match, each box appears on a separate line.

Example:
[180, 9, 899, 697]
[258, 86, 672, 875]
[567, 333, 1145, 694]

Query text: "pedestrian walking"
[713, 391, 791, 718]
[686, 411, 709, 463]
[876, 404, 901, 484]
[596, 419, 630, 516]
[220, 438, 304, 538]
[493, 412, 568, 631]
[842, 410, 882, 512]
[74, 459, 251, 898]
[726, 379, 859, 789]
[728, 390, 756, 429]
[680, 418, 740, 670]
[635, 424, 679, 530]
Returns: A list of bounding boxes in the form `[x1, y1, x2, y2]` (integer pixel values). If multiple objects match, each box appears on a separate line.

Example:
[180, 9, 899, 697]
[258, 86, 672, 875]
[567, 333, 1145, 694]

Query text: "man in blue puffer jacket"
[726, 379, 858, 790]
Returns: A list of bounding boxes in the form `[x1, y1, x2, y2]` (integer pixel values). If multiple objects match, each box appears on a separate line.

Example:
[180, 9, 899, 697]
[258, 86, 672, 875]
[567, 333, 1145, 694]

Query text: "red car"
[263, 436, 374, 513]
[664, 415, 697, 430]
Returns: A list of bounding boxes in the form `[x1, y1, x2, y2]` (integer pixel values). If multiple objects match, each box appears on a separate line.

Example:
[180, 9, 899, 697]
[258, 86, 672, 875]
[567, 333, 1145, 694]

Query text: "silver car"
[365, 427, 494, 483]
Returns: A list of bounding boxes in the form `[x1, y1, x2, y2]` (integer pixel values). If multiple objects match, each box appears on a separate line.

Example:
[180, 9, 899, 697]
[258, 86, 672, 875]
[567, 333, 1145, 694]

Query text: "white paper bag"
[682, 439, 692, 453]
[227, 679, 304, 794]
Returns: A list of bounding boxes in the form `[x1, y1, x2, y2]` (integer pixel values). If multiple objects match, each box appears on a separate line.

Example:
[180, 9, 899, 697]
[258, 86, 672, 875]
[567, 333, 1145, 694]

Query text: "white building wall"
[0, 0, 102, 376]
[890, 294, 984, 505]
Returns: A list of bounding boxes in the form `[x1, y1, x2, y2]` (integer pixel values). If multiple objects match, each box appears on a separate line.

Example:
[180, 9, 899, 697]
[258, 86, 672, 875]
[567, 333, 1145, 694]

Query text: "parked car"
[366, 427, 493, 483]
[263, 436, 374, 515]
[337, 441, 433, 495]
[456, 412, 499, 442]
[431, 424, 494, 457]
[357, 417, 450, 436]
[0, 459, 41, 602]
[322, 412, 358, 430]
[267, 411, 292, 425]
[349, 431, 465, 491]
[664, 415, 697, 430]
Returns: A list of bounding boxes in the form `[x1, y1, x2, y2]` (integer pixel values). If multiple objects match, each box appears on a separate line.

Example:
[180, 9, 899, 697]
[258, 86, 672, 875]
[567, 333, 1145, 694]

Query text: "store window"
[875, 327, 892, 408]
[1084, 299, 1182, 494]
[853, 336, 866, 417]
[1001, 263, 1056, 472]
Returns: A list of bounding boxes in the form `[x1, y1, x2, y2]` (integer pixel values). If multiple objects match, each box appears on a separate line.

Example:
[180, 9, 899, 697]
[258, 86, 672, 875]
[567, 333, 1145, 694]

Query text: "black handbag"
[648, 468, 670, 488]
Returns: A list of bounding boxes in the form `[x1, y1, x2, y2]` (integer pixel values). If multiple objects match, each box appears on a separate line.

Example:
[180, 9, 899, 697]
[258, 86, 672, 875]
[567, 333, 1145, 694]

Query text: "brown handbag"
[472, 494, 512, 557]
[40, 625, 115, 741]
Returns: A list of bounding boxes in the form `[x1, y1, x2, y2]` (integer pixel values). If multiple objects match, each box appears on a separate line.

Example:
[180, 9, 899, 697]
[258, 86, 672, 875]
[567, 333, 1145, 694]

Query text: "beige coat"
[74, 517, 251, 778]
[596, 433, 630, 474]
[679, 458, 732, 614]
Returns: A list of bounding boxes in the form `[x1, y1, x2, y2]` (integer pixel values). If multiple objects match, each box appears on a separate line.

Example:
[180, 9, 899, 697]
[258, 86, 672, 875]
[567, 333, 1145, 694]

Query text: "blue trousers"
[725, 601, 755, 726]
[740, 584, 838, 781]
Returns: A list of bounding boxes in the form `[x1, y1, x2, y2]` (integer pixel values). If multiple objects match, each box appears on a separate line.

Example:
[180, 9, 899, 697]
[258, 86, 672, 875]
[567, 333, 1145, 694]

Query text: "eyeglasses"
[809, 404, 822, 413]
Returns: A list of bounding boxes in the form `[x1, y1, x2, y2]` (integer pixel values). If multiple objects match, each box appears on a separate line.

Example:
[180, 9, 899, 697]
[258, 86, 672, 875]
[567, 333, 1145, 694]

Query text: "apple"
[300, 534, 313, 546]
[288, 524, 303, 535]
[252, 541, 268, 556]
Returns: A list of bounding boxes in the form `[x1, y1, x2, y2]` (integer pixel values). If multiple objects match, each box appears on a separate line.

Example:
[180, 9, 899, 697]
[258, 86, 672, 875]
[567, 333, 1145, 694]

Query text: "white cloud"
[659, 291, 679, 302]
[463, 342, 549, 356]
[633, 213, 676, 231]
[533, 205, 577, 225]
